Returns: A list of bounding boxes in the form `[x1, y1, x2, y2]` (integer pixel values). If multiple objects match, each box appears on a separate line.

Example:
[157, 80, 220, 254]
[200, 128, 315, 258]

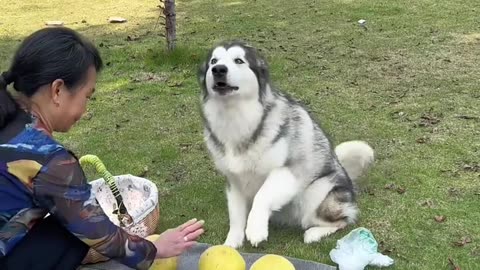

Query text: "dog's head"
[198, 41, 270, 101]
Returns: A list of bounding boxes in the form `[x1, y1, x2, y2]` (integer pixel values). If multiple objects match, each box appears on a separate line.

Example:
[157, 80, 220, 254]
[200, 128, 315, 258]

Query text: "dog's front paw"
[245, 212, 269, 247]
[245, 224, 268, 247]
[224, 230, 245, 249]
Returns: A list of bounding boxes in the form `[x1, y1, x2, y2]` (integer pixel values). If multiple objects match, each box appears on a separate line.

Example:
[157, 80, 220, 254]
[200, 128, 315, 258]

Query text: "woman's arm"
[33, 150, 156, 270]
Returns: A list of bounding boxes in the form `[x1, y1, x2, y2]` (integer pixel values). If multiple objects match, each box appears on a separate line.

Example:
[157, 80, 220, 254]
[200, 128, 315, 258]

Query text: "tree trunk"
[163, 0, 176, 51]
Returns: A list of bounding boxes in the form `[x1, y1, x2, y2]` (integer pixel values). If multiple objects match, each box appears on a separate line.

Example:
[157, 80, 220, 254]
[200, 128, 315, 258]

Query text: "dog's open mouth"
[212, 82, 239, 95]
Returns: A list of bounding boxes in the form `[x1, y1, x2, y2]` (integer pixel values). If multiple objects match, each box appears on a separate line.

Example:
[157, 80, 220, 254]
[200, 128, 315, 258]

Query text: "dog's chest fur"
[203, 98, 287, 195]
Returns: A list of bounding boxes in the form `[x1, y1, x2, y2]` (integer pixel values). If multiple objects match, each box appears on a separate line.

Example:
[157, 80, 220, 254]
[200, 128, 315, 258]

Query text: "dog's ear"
[198, 60, 208, 87]
[198, 60, 209, 100]
[198, 49, 213, 100]
[257, 58, 269, 76]
[256, 54, 270, 92]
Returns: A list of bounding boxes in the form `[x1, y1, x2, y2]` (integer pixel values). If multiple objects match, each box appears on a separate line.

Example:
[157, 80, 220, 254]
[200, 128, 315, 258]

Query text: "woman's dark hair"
[0, 27, 103, 128]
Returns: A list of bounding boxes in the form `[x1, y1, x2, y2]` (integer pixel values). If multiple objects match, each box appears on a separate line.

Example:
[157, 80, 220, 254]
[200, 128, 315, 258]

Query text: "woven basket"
[79, 155, 160, 264]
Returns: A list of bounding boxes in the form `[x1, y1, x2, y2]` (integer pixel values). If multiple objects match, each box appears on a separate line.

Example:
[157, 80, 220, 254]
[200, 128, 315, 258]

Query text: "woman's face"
[52, 66, 97, 132]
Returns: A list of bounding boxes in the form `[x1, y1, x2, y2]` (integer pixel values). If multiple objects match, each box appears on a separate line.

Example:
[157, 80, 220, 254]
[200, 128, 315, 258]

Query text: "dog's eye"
[210, 58, 217, 64]
[234, 58, 245, 64]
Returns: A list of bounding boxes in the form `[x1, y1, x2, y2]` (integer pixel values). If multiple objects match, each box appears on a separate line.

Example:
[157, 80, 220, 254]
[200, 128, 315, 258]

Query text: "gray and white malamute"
[198, 41, 375, 248]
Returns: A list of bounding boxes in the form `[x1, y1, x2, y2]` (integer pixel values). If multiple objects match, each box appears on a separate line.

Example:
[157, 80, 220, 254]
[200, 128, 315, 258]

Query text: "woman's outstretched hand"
[152, 218, 205, 258]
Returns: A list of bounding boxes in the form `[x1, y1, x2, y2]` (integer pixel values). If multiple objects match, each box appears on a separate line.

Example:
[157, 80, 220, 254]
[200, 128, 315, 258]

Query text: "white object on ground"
[358, 19, 366, 26]
[329, 227, 394, 270]
[108, 17, 127, 23]
[45, 21, 64, 26]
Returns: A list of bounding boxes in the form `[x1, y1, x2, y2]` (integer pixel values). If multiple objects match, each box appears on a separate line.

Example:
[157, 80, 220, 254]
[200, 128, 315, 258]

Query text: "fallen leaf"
[384, 183, 406, 193]
[462, 163, 480, 172]
[464, 164, 473, 170]
[179, 143, 192, 151]
[421, 200, 435, 208]
[378, 241, 394, 254]
[167, 79, 184, 87]
[82, 112, 93, 120]
[448, 187, 461, 197]
[453, 237, 472, 247]
[363, 187, 375, 196]
[391, 111, 406, 119]
[434, 215, 446, 223]
[167, 167, 187, 182]
[138, 166, 149, 177]
[440, 169, 460, 177]
[448, 257, 460, 270]
[131, 72, 168, 83]
[384, 183, 396, 190]
[415, 111, 442, 127]
[416, 136, 429, 144]
[126, 35, 140, 42]
[455, 115, 479, 121]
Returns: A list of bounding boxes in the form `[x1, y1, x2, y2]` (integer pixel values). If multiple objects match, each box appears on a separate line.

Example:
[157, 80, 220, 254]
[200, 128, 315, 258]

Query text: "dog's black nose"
[212, 65, 228, 77]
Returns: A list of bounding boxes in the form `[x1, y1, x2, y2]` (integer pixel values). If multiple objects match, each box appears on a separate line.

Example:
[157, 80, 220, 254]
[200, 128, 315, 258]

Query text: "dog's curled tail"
[335, 140, 374, 182]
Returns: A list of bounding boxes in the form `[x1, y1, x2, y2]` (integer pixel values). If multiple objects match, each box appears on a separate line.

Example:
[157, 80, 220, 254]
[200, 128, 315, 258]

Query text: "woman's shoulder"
[1, 125, 65, 157]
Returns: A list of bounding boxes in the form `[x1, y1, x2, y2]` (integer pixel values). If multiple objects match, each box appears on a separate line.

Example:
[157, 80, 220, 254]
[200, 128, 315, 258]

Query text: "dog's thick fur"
[198, 41, 374, 248]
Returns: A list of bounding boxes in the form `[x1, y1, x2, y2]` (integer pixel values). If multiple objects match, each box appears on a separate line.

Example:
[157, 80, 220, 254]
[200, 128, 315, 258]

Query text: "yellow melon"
[250, 254, 295, 270]
[198, 245, 246, 270]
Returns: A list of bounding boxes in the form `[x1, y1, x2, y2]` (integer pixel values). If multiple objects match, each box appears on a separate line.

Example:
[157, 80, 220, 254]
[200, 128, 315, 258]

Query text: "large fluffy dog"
[198, 41, 374, 248]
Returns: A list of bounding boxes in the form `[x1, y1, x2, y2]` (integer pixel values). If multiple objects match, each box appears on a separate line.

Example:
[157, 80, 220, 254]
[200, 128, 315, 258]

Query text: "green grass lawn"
[1, 0, 479, 269]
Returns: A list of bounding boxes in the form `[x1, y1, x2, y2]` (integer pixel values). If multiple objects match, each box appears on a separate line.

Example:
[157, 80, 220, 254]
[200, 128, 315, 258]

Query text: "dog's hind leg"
[245, 167, 301, 247]
[303, 186, 358, 243]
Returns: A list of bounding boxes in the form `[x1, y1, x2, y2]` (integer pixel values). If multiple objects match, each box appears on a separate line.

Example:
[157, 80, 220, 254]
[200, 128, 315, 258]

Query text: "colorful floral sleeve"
[32, 150, 156, 270]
